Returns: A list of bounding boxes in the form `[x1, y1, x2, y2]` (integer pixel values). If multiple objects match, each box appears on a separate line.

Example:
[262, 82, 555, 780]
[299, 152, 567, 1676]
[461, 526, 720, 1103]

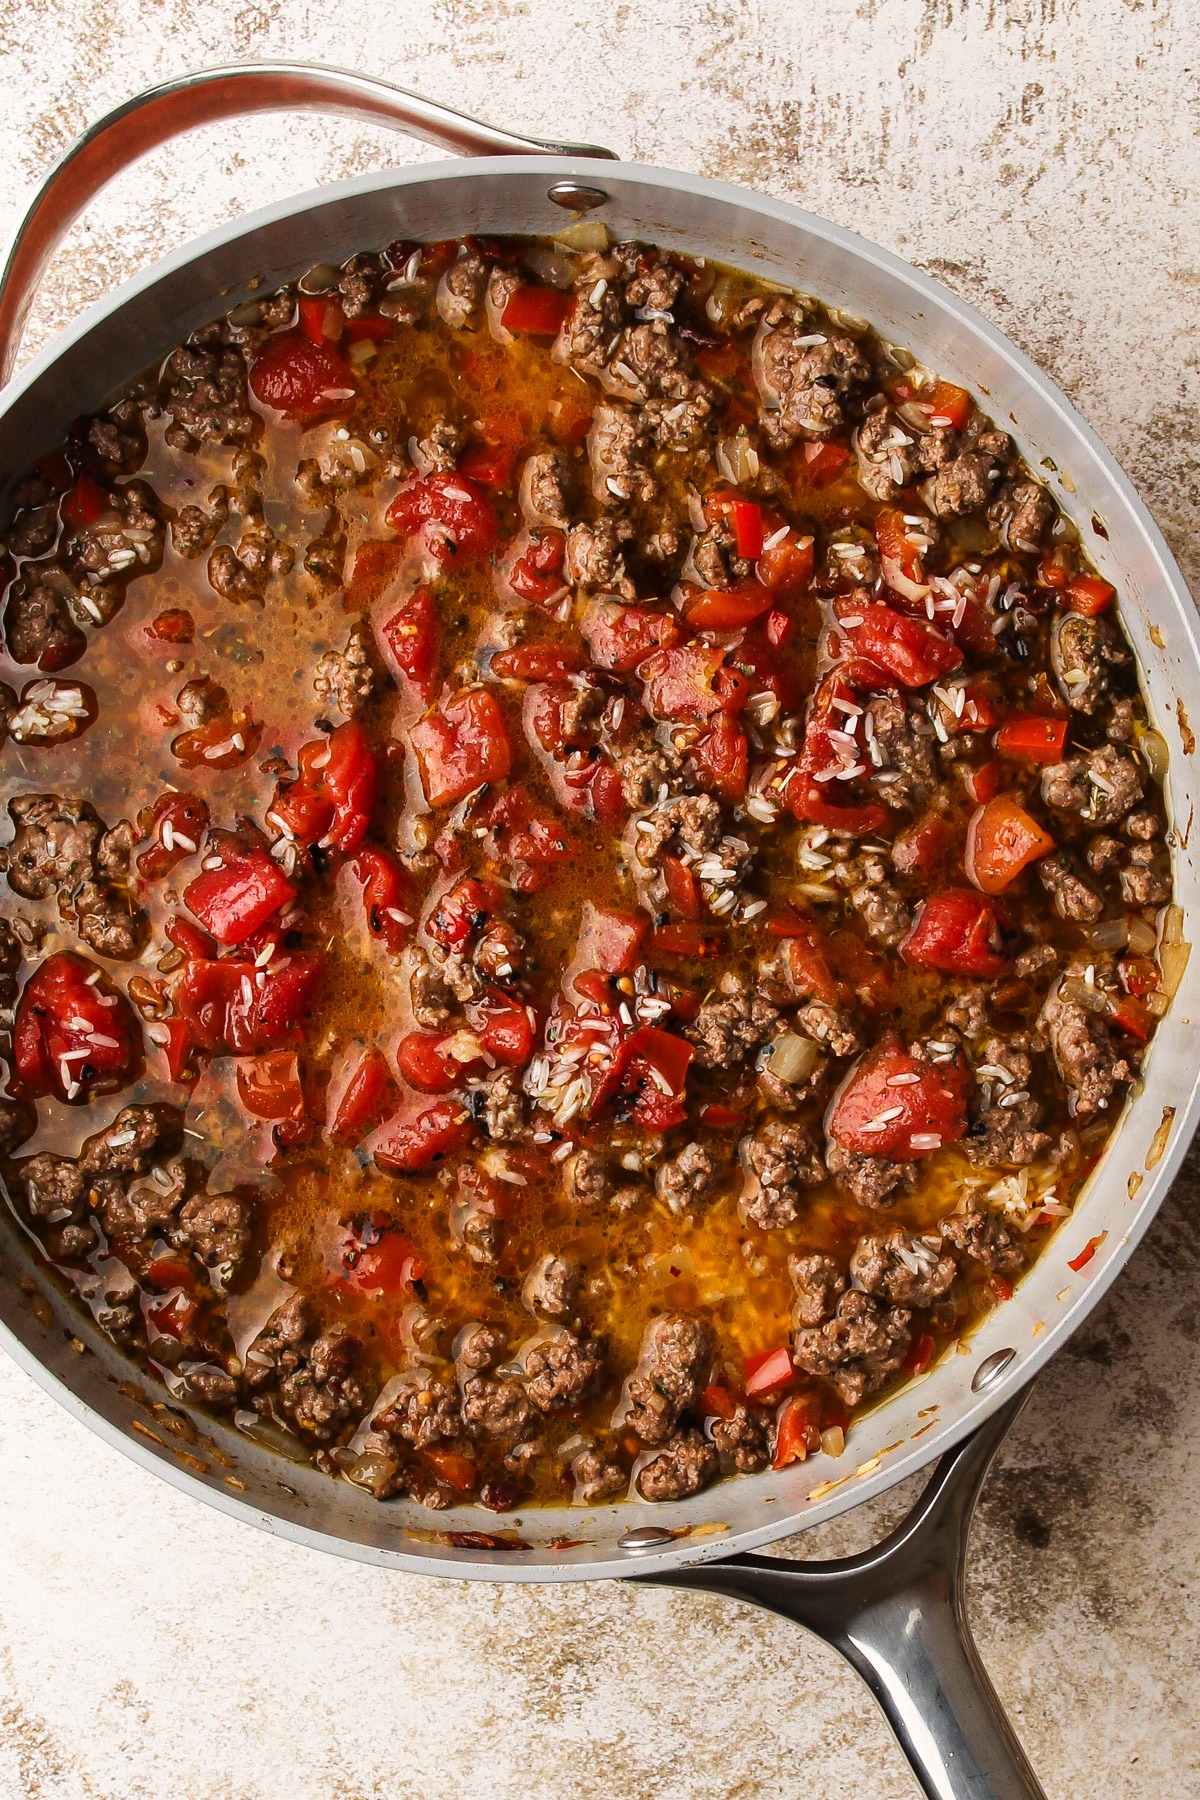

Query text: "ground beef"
[65, 480, 163, 585]
[865, 693, 938, 813]
[1050, 612, 1130, 715]
[825, 1140, 917, 1209]
[522, 1253, 580, 1320]
[5, 793, 145, 954]
[565, 518, 635, 594]
[1120, 842, 1171, 906]
[79, 1105, 181, 1177]
[1038, 967, 1133, 1118]
[755, 311, 871, 446]
[686, 972, 780, 1068]
[0, 1098, 34, 1157]
[588, 402, 656, 505]
[461, 1374, 535, 1439]
[208, 518, 293, 602]
[788, 1253, 848, 1328]
[336, 253, 384, 317]
[409, 952, 454, 1027]
[175, 674, 229, 727]
[572, 1446, 627, 1502]
[174, 1192, 250, 1272]
[657, 1141, 725, 1214]
[566, 1146, 616, 1209]
[850, 1230, 958, 1308]
[637, 1430, 720, 1501]
[4, 576, 86, 669]
[519, 450, 575, 529]
[525, 1329, 604, 1412]
[555, 265, 626, 373]
[171, 486, 230, 559]
[969, 1034, 1051, 1166]
[930, 440, 1009, 519]
[436, 251, 489, 328]
[989, 478, 1054, 553]
[457, 1323, 505, 1371]
[849, 876, 912, 946]
[243, 1296, 365, 1444]
[374, 1380, 462, 1448]
[1014, 943, 1059, 980]
[22, 1153, 86, 1223]
[624, 1313, 711, 1444]
[97, 1159, 189, 1242]
[162, 337, 258, 451]
[856, 403, 952, 502]
[75, 879, 147, 959]
[413, 418, 464, 473]
[692, 518, 751, 590]
[1038, 851, 1104, 923]
[941, 1209, 1026, 1274]
[742, 1120, 824, 1229]
[795, 1000, 865, 1059]
[710, 1404, 771, 1473]
[313, 621, 375, 718]
[477, 1068, 527, 1142]
[1087, 835, 1123, 875]
[1041, 744, 1144, 827]
[183, 1366, 239, 1409]
[633, 792, 722, 872]
[792, 1289, 912, 1407]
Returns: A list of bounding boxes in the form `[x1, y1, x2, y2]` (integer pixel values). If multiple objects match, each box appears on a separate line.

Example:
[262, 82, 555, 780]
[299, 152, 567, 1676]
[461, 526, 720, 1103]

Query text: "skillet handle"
[0, 59, 619, 383]
[638, 1391, 1046, 1800]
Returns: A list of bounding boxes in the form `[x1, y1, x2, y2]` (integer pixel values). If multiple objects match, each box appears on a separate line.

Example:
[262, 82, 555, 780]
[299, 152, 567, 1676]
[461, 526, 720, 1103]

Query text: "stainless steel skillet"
[1, 62, 1197, 1800]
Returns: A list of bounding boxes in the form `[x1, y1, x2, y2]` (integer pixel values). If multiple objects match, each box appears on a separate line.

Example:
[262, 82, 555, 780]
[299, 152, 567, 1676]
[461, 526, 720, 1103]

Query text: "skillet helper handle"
[0, 58, 618, 383]
[640, 1392, 1046, 1800]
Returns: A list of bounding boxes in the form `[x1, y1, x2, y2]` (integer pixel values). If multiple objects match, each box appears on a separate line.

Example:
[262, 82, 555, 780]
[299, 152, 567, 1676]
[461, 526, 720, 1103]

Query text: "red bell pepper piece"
[1064, 574, 1114, 616]
[501, 284, 574, 336]
[772, 1393, 822, 1467]
[184, 848, 296, 947]
[965, 796, 1056, 894]
[792, 439, 850, 488]
[411, 688, 512, 807]
[995, 713, 1069, 764]
[298, 295, 345, 344]
[901, 889, 1012, 977]
[372, 1099, 476, 1173]
[378, 590, 440, 700]
[744, 1345, 794, 1399]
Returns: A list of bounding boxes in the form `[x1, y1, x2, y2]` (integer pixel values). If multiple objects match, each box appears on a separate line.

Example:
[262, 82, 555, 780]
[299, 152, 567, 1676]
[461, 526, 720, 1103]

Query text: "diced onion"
[1126, 915, 1158, 956]
[1061, 977, 1109, 1014]
[1088, 917, 1129, 950]
[1163, 902, 1186, 947]
[1138, 728, 1170, 780]
[298, 262, 341, 294]
[1161, 939, 1191, 1000]
[820, 1425, 846, 1458]
[523, 242, 578, 290]
[766, 1032, 820, 1084]
[705, 273, 737, 328]
[553, 220, 610, 252]
[716, 432, 759, 486]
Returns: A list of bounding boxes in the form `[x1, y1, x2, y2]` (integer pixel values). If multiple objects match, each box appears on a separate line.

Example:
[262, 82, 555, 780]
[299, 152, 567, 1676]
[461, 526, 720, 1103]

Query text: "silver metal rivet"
[972, 1348, 1016, 1393]
[547, 181, 610, 212]
[618, 1526, 676, 1552]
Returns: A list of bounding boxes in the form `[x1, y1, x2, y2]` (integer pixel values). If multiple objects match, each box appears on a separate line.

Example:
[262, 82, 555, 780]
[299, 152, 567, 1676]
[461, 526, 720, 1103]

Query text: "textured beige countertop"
[1, 2, 1199, 1795]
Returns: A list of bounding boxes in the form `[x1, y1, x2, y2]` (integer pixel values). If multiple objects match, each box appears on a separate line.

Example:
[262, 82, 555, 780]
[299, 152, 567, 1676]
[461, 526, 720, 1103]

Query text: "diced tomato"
[136, 791, 210, 880]
[874, 507, 927, 585]
[175, 951, 323, 1055]
[1109, 995, 1152, 1041]
[892, 810, 952, 879]
[326, 1045, 397, 1145]
[1037, 552, 1071, 590]
[171, 714, 262, 770]
[477, 993, 537, 1068]
[651, 923, 726, 957]
[661, 854, 701, 921]
[965, 795, 1056, 894]
[744, 1345, 794, 1399]
[491, 643, 580, 681]
[996, 713, 1068, 764]
[317, 720, 381, 853]
[954, 684, 1000, 734]
[143, 1257, 197, 1292]
[569, 902, 647, 979]
[682, 579, 774, 629]
[827, 1031, 972, 1160]
[345, 312, 391, 344]
[547, 390, 593, 444]
[146, 1290, 199, 1340]
[426, 876, 505, 951]
[508, 529, 567, 605]
[13, 953, 141, 1102]
[299, 294, 345, 345]
[701, 1384, 739, 1421]
[1064, 574, 1114, 616]
[845, 604, 962, 687]
[901, 889, 1013, 977]
[786, 673, 889, 836]
[961, 758, 1001, 805]
[793, 793, 891, 834]
[348, 846, 415, 952]
[704, 490, 764, 560]
[249, 330, 355, 424]
[372, 1099, 476, 1173]
[483, 786, 572, 889]
[184, 848, 295, 947]
[765, 608, 793, 648]
[792, 439, 850, 488]
[458, 441, 516, 488]
[502, 284, 574, 336]
[617, 1025, 694, 1131]
[696, 341, 742, 382]
[156, 1016, 197, 1084]
[61, 475, 107, 529]
[411, 688, 512, 807]
[581, 600, 679, 672]
[236, 1050, 306, 1122]
[164, 916, 214, 961]
[924, 381, 972, 431]
[1120, 956, 1161, 999]
[1067, 1234, 1105, 1273]
[772, 1393, 822, 1468]
[396, 1031, 461, 1094]
[641, 643, 749, 721]
[699, 1103, 747, 1130]
[422, 1446, 479, 1491]
[385, 471, 498, 562]
[335, 1213, 425, 1296]
[146, 608, 195, 644]
[378, 589, 440, 700]
[905, 1333, 936, 1375]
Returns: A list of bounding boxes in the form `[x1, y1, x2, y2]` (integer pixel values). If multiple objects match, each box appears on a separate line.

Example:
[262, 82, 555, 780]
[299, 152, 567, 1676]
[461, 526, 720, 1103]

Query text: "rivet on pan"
[547, 181, 610, 212]
[618, 1525, 676, 1552]
[972, 1348, 1016, 1393]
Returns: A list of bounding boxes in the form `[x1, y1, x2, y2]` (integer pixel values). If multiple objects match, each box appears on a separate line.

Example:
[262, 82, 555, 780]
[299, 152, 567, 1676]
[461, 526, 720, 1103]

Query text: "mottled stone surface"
[0, 2, 1198, 1795]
